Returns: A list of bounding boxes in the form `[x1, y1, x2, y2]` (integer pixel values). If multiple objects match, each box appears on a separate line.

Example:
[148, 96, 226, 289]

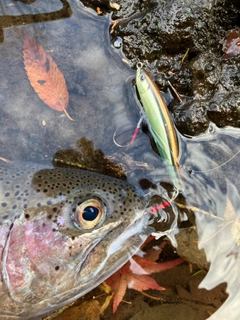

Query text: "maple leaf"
[105, 240, 183, 312]
[22, 28, 74, 121]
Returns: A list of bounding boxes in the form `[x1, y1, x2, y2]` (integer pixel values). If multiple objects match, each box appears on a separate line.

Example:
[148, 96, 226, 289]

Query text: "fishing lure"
[135, 63, 182, 192]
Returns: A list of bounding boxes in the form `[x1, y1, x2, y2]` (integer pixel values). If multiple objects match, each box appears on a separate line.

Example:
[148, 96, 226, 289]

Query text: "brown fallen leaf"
[96, 7, 102, 15]
[222, 29, 240, 61]
[105, 239, 183, 312]
[23, 28, 74, 121]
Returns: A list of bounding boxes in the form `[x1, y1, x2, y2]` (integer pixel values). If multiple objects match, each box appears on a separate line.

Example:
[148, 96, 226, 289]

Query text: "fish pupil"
[82, 206, 99, 221]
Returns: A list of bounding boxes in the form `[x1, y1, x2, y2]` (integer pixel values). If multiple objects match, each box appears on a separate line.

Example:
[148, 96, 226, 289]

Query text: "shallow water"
[0, 0, 141, 164]
[1, 1, 240, 319]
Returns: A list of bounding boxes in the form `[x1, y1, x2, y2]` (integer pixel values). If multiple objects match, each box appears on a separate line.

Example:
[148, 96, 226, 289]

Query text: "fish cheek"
[2, 217, 71, 302]
[2, 214, 121, 303]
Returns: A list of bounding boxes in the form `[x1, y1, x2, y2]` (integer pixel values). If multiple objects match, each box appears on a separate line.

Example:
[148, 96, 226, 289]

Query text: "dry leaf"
[198, 197, 240, 246]
[224, 197, 236, 220]
[109, 2, 120, 10]
[222, 29, 240, 61]
[96, 7, 102, 14]
[223, 198, 240, 246]
[231, 221, 240, 246]
[105, 238, 183, 312]
[23, 29, 74, 121]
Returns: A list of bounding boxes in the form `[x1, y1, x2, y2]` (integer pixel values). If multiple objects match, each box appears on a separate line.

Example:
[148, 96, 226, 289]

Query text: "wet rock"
[208, 92, 240, 128]
[80, 0, 240, 135]
[109, 0, 239, 62]
[171, 227, 210, 270]
[171, 50, 240, 134]
[173, 99, 210, 136]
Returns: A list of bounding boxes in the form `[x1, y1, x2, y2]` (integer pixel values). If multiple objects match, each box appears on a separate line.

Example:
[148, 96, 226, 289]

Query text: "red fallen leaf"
[222, 29, 240, 61]
[22, 28, 74, 121]
[105, 240, 183, 312]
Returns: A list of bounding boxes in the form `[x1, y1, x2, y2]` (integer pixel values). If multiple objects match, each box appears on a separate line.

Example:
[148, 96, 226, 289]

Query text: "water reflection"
[171, 126, 240, 320]
[0, 0, 240, 319]
[0, 0, 71, 42]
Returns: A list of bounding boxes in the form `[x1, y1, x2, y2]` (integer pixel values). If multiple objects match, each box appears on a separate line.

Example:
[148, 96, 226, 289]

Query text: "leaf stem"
[63, 109, 75, 121]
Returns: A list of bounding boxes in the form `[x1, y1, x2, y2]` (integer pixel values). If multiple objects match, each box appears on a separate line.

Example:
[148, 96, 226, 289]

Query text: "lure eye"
[140, 74, 145, 82]
[75, 199, 106, 230]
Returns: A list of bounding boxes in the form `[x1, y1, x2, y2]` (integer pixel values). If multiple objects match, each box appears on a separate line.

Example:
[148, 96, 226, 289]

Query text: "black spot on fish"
[25, 214, 30, 219]
[55, 266, 60, 271]
[1, 203, 7, 207]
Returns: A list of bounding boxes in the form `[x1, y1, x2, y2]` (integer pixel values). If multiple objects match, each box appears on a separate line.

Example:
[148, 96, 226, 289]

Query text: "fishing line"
[188, 148, 240, 174]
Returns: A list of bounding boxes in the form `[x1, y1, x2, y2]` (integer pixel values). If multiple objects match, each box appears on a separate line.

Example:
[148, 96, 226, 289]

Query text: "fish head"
[0, 163, 153, 318]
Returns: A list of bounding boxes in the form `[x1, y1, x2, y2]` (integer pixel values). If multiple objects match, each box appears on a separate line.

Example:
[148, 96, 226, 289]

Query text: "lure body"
[136, 66, 182, 191]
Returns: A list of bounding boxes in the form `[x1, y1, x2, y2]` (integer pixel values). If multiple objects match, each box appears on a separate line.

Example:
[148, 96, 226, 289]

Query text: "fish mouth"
[76, 212, 151, 281]
[40, 213, 153, 315]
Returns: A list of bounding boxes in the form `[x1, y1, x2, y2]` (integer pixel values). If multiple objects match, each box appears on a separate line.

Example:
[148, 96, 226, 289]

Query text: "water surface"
[1, 1, 240, 319]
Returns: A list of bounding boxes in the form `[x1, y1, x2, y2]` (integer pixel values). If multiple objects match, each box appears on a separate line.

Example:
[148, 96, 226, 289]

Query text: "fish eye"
[74, 198, 106, 230]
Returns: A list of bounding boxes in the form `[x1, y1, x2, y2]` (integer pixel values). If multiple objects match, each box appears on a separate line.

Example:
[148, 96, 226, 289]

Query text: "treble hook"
[113, 116, 144, 148]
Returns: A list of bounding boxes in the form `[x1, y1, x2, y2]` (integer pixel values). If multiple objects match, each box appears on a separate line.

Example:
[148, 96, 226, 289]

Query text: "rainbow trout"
[0, 162, 153, 319]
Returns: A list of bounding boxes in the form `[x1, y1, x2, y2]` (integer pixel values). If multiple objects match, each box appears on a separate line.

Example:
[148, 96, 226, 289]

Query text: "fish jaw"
[2, 210, 121, 303]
